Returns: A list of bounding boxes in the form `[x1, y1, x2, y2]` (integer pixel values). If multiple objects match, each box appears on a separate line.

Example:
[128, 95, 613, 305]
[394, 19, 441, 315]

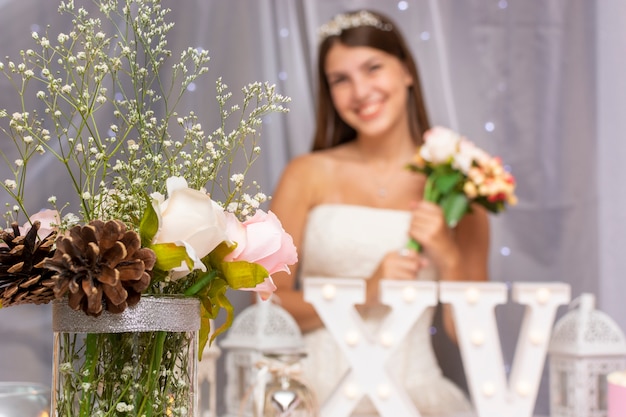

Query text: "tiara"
[317, 10, 392, 42]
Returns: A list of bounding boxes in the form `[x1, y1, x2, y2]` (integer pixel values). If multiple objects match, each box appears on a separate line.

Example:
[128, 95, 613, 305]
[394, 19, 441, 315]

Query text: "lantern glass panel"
[558, 370, 568, 407]
[238, 364, 248, 399]
[598, 373, 608, 410]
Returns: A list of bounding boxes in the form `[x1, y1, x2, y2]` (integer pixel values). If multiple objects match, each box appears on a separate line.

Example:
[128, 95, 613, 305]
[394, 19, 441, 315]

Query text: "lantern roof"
[549, 293, 626, 356]
[220, 295, 304, 352]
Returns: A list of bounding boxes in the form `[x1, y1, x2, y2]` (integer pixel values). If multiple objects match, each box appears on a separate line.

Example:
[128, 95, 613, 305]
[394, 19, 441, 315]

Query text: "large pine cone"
[0, 221, 57, 307]
[44, 219, 156, 316]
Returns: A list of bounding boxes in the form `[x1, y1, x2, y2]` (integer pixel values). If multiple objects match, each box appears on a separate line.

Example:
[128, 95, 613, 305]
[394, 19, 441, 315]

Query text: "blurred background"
[0, 0, 625, 415]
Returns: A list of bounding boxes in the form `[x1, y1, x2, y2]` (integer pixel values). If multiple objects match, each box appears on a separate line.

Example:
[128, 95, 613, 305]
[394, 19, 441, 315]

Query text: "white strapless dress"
[298, 204, 474, 417]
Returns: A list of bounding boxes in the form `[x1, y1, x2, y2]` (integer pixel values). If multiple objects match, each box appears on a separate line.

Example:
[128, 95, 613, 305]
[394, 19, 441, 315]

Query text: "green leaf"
[151, 242, 194, 271]
[209, 291, 235, 345]
[433, 171, 464, 195]
[198, 302, 213, 359]
[195, 277, 235, 357]
[206, 241, 267, 289]
[139, 199, 159, 247]
[220, 261, 268, 289]
[441, 192, 470, 227]
[207, 241, 237, 266]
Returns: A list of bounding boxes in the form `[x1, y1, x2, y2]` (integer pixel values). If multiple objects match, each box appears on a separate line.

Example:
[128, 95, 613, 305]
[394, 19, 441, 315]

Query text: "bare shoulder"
[273, 145, 358, 210]
[272, 151, 332, 208]
[282, 149, 343, 174]
[278, 148, 347, 188]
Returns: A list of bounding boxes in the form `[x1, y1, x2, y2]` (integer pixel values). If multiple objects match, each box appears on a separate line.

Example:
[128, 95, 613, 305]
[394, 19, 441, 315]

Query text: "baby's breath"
[0, 0, 289, 228]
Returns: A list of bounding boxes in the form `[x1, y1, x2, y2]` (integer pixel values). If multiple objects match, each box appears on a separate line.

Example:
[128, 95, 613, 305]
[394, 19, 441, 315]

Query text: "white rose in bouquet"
[420, 126, 461, 164]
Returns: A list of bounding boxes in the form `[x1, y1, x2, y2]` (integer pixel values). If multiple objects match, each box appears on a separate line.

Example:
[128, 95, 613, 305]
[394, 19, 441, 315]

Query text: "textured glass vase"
[0, 382, 50, 417]
[51, 296, 200, 417]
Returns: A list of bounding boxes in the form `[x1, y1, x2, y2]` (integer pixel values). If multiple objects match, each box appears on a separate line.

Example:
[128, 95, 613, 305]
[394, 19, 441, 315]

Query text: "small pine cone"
[0, 221, 57, 307]
[44, 219, 156, 317]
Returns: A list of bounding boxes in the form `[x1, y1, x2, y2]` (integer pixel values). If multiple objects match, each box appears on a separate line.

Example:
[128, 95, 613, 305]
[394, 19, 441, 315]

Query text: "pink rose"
[244, 277, 279, 301]
[224, 210, 298, 299]
[21, 209, 60, 239]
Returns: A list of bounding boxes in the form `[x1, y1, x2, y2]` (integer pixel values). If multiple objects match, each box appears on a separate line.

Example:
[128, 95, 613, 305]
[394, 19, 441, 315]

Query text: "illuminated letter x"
[304, 278, 436, 417]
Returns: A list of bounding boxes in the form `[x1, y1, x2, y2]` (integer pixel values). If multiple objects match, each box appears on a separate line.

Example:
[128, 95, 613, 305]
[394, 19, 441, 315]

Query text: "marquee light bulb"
[344, 383, 359, 399]
[402, 286, 416, 302]
[322, 284, 336, 300]
[536, 287, 551, 304]
[466, 287, 480, 304]
[345, 331, 359, 347]
[377, 384, 391, 399]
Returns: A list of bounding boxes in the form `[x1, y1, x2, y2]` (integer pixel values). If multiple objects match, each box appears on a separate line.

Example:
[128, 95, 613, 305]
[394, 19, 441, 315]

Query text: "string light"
[397, 1, 409, 11]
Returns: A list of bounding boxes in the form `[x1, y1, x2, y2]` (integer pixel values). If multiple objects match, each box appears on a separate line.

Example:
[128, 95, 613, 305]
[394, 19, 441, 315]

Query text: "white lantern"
[219, 296, 304, 417]
[548, 293, 626, 417]
[198, 319, 221, 417]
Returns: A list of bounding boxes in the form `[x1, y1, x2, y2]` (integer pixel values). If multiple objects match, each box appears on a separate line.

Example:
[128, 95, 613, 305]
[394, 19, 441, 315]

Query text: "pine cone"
[44, 219, 156, 316]
[0, 221, 57, 307]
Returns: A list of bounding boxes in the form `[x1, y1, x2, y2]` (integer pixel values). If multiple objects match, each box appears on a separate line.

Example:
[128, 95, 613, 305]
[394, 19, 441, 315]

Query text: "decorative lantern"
[220, 296, 304, 417]
[548, 293, 626, 417]
[198, 319, 221, 417]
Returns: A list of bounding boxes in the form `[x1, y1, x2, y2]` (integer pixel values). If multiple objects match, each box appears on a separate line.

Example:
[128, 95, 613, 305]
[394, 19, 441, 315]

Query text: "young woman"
[270, 10, 489, 416]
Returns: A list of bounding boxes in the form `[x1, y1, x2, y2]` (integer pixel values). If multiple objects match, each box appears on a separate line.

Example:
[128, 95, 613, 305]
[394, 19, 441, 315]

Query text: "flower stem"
[406, 238, 422, 252]
[137, 331, 167, 416]
[407, 176, 438, 253]
[79, 333, 98, 417]
[184, 269, 218, 296]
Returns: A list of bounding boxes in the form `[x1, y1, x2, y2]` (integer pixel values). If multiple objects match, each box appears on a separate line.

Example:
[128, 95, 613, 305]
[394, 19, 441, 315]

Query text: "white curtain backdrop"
[0, 1, 624, 415]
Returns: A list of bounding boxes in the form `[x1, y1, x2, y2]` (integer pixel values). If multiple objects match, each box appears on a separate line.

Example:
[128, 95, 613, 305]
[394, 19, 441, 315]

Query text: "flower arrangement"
[407, 126, 517, 251]
[0, 0, 295, 415]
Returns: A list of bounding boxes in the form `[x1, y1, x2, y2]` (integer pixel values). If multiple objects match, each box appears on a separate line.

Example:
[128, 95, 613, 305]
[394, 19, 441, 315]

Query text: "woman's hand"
[408, 200, 461, 278]
[378, 249, 425, 281]
[363, 248, 427, 307]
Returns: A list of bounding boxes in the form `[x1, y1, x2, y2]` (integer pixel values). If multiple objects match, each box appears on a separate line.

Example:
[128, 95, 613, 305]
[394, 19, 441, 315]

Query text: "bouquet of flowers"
[0, 0, 295, 415]
[406, 126, 517, 251]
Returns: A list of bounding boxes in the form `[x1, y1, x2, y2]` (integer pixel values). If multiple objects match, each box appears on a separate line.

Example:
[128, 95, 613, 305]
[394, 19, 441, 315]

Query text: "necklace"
[356, 142, 416, 199]
[367, 161, 397, 199]
[377, 184, 389, 198]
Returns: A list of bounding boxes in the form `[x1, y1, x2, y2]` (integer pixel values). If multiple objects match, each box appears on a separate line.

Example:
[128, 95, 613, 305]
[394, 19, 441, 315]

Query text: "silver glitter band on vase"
[52, 296, 200, 333]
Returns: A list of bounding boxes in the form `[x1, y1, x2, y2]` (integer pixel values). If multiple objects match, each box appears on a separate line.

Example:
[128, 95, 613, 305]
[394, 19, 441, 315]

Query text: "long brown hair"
[311, 10, 430, 151]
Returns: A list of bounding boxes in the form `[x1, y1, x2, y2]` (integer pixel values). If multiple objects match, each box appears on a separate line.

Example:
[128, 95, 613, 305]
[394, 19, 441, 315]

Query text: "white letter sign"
[304, 279, 570, 417]
[439, 281, 570, 417]
[304, 278, 437, 417]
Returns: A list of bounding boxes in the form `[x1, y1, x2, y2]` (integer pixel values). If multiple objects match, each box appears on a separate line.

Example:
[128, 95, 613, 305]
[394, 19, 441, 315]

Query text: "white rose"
[420, 126, 461, 164]
[452, 138, 481, 174]
[151, 176, 229, 280]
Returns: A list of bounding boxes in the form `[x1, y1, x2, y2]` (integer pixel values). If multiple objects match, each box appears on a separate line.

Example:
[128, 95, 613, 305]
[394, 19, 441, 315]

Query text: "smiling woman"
[269, 9, 489, 416]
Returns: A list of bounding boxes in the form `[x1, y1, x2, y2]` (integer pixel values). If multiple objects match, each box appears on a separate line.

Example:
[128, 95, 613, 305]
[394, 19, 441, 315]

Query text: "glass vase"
[0, 382, 50, 417]
[51, 296, 200, 417]
[255, 351, 317, 417]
